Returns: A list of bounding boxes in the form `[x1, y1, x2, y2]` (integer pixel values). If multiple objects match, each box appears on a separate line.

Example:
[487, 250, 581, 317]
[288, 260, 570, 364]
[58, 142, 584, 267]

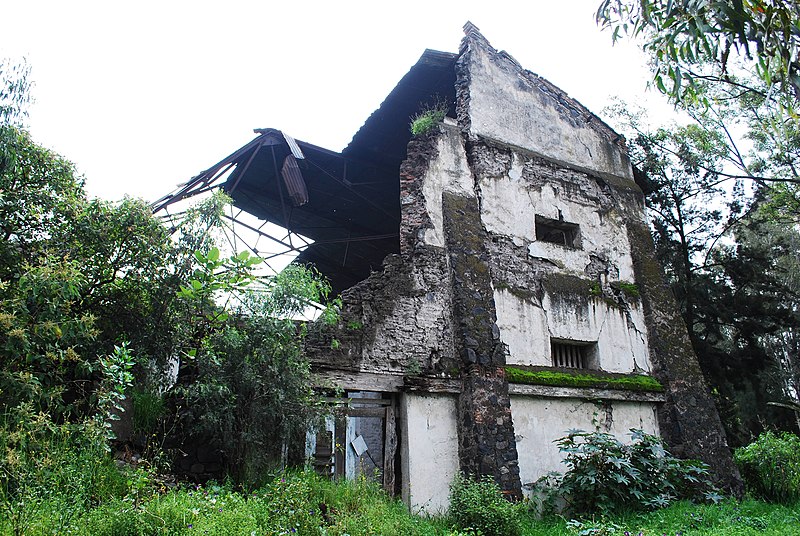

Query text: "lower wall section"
[510, 396, 660, 492]
[400, 393, 460, 514]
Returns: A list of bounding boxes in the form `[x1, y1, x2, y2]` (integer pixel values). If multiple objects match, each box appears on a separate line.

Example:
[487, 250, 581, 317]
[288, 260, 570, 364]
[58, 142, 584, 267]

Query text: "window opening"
[551, 340, 595, 369]
[535, 215, 580, 248]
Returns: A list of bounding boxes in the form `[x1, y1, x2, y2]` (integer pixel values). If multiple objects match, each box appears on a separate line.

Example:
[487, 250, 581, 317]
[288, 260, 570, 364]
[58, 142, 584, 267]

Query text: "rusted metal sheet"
[281, 154, 309, 207]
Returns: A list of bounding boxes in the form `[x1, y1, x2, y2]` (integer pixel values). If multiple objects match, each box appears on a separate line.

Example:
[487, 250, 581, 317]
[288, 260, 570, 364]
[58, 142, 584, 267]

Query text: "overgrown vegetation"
[1, 466, 798, 535]
[505, 367, 663, 392]
[735, 431, 800, 504]
[449, 475, 522, 536]
[410, 103, 448, 136]
[531, 429, 719, 517]
[0, 56, 330, 506]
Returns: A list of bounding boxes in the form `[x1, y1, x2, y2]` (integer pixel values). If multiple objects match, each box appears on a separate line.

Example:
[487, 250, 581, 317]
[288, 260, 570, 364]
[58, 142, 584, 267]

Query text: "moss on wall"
[505, 366, 664, 392]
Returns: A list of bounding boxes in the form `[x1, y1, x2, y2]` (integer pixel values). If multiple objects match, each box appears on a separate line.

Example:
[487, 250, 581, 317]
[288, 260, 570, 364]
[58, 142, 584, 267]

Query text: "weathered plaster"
[510, 396, 659, 489]
[494, 287, 650, 372]
[420, 122, 476, 248]
[544, 293, 650, 373]
[493, 288, 550, 367]
[400, 393, 460, 514]
[462, 30, 633, 180]
[473, 146, 636, 282]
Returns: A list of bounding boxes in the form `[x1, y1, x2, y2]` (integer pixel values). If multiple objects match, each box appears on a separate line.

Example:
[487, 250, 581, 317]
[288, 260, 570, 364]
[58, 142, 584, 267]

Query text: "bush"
[449, 475, 522, 536]
[735, 430, 800, 503]
[532, 429, 719, 516]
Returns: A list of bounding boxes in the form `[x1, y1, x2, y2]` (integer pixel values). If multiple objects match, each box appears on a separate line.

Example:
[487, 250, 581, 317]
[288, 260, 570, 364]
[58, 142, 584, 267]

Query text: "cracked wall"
[457, 24, 741, 493]
[306, 22, 741, 507]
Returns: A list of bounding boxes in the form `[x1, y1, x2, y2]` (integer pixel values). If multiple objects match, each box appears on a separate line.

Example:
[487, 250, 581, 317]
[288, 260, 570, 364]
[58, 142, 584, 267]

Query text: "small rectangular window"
[551, 340, 596, 369]
[535, 215, 580, 248]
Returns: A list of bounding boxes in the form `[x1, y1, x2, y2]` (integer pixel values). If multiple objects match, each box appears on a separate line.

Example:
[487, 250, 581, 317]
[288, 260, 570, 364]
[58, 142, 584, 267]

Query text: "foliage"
[614, 281, 639, 298]
[596, 0, 800, 120]
[410, 103, 448, 136]
[171, 249, 331, 485]
[0, 127, 85, 278]
[53, 470, 445, 536]
[608, 100, 800, 444]
[505, 367, 663, 392]
[2, 464, 800, 534]
[734, 431, 800, 503]
[559, 498, 800, 535]
[0, 59, 30, 125]
[449, 475, 522, 536]
[0, 409, 131, 536]
[532, 429, 718, 516]
[131, 389, 165, 437]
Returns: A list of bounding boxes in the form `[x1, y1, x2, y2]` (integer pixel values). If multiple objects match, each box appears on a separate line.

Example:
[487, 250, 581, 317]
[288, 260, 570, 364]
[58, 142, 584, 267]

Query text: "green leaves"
[597, 0, 800, 129]
[735, 431, 800, 503]
[532, 429, 717, 516]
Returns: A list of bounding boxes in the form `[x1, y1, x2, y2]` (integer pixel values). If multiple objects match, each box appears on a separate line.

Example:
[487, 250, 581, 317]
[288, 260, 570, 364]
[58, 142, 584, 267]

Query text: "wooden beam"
[313, 369, 461, 394]
[383, 403, 397, 496]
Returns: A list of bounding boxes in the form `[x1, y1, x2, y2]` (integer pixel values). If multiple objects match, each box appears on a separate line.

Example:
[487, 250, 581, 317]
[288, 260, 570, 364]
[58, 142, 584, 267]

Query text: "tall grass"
[1, 446, 798, 535]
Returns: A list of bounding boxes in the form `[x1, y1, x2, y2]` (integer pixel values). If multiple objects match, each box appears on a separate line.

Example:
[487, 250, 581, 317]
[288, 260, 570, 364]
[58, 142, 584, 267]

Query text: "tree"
[611, 102, 800, 442]
[598, 2, 800, 439]
[597, 1, 800, 221]
[596, 0, 800, 119]
[173, 256, 332, 485]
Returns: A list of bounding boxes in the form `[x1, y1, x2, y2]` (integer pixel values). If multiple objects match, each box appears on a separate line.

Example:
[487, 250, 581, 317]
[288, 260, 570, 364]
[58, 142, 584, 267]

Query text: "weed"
[531, 429, 717, 517]
[614, 282, 640, 298]
[449, 474, 522, 536]
[410, 103, 448, 136]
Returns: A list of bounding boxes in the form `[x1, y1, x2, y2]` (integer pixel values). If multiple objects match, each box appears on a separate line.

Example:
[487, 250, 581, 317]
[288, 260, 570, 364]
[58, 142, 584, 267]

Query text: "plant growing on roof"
[410, 101, 448, 136]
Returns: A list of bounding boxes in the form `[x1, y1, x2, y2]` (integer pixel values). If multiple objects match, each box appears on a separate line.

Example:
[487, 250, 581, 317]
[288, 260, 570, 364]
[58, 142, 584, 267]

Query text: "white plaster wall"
[495, 288, 650, 372]
[494, 288, 550, 366]
[510, 396, 660, 489]
[479, 177, 636, 282]
[400, 393, 460, 515]
[543, 293, 650, 373]
[420, 122, 476, 248]
[466, 43, 633, 180]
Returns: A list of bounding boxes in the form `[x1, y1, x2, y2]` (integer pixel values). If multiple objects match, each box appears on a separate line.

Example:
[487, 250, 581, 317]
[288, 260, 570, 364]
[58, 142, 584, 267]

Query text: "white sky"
[1, 0, 677, 202]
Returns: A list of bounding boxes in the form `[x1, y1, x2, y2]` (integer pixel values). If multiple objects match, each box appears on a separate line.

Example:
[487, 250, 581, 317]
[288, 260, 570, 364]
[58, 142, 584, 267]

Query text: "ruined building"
[154, 24, 741, 511]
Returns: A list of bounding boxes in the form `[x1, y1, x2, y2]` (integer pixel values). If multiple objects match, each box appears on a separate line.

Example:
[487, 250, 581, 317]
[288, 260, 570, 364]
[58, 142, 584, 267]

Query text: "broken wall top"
[459, 22, 634, 181]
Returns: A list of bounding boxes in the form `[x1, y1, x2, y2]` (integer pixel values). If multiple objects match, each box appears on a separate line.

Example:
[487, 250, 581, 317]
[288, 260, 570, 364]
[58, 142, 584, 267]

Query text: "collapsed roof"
[153, 50, 456, 294]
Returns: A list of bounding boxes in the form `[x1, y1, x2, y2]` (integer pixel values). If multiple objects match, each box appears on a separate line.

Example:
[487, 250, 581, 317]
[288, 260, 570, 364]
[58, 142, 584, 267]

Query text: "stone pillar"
[442, 191, 522, 498]
[626, 223, 744, 496]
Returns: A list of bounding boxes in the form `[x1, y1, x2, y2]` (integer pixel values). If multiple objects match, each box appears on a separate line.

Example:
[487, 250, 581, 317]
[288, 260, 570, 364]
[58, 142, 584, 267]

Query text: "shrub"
[735, 430, 800, 503]
[449, 474, 522, 536]
[531, 429, 719, 516]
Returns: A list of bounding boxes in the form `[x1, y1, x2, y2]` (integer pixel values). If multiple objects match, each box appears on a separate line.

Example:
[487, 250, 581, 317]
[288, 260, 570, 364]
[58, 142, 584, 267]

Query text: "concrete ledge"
[509, 382, 666, 402]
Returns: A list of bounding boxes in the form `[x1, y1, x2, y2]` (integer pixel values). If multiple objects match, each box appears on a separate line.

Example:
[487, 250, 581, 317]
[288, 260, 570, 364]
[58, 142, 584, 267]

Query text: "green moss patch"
[505, 366, 663, 392]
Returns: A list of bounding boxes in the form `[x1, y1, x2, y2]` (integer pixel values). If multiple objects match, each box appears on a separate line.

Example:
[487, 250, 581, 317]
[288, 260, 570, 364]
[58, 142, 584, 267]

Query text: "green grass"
[4, 466, 799, 535]
[505, 366, 664, 392]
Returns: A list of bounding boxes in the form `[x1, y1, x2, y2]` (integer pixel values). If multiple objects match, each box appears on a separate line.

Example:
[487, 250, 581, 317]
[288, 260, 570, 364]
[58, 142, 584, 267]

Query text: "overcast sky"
[2, 0, 676, 202]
